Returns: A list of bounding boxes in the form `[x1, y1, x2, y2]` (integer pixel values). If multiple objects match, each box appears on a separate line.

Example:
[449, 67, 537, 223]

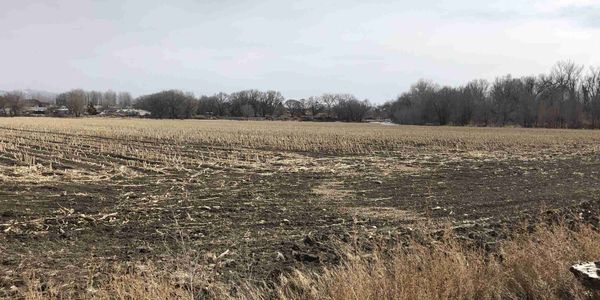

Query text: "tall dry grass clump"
[21, 271, 194, 300]
[273, 223, 600, 300]
[20, 264, 233, 300]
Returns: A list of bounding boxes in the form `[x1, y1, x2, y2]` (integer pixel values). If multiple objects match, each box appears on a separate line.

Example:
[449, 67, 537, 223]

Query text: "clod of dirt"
[292, 251, 320, 263]
[1, 210, 18, 218]
[303, 235, 317, 246]
[220, 259, 236, 267]
[136, 246, 153, 254]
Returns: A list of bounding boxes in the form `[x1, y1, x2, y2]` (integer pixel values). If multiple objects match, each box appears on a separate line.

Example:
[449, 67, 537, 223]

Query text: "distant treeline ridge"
[1, 61, 599, 128]
[387, 61, 600, 128]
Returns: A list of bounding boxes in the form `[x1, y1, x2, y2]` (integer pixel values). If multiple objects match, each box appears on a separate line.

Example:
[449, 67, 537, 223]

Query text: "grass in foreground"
[20, 221, 600, 300]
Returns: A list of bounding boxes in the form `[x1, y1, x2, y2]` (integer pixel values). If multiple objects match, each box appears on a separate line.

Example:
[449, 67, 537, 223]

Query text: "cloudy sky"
[1, 0, 600, 102]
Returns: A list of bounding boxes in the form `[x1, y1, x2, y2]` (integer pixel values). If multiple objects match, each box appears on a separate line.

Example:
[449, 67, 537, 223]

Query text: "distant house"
[99, 108, 151, 117]
[22, 99, 50, 115]
[54, 106, 69, 117]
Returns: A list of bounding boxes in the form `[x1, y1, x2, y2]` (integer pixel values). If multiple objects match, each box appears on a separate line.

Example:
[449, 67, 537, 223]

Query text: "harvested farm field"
[1, 117, 600, 299]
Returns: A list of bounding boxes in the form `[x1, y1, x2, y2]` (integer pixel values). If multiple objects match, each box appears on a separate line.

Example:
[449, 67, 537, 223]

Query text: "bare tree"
[134, 90, 196, 119]
[66, 89, 87, 117]
[321, 94, 339, 118]
[229, 90, 261, 117]
[582, 67, 600, 128]
[335, 95, 371, 122]
[552, 61, 583, 128]
[87, 91, 103, 106]
[117, 92, 133, 108]
[5, 91, 25, 116]
[183, 92, 197, 118]
[466, 79, 490, 126]
[284, 99, 305, 117]
[212, 92, 230, 116]
[431, 86, 454, 125]
[198, 93, 230, 116]
[55, 92, 68, 107]
[0, 95, 6, 115]
[240, 104, 255, 118]
[260, 90, 284, 117]
[102, 90, 117, 107]
[305, 96, 324, 116]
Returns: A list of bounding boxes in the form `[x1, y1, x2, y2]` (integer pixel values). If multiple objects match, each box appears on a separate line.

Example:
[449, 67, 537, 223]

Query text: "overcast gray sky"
[2, 0, 600, 102]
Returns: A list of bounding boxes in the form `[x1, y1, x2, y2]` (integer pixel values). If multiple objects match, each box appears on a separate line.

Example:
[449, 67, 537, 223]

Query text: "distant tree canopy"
[387, 61, 600, 128]
[4, 60, 600, 128]
[0, 91, 25, 116]
[134, 90, 196, 119]
[65, 89, 86, 117]
[136, 89, 372, 122]
[55, 89, 134, 116]
[334, 95, 371, 122]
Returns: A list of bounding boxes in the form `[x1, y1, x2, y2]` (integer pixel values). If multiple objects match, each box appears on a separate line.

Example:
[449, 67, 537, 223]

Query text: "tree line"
[130, 61, 600, 128]
[0, 91, 25, 116]
[0, 89, 133, 117]
[133, 90, 372, 122]
[387, 61, 600, 128]
[0, 88, 373, 122]
[54, 90, 133, 117]
[2, 60, 600, 128]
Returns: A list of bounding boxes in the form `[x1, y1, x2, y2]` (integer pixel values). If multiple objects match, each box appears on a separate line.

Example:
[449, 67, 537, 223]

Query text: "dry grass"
[1, 117, 599, 156]
[271, 222, 600, 300]
[15, 222, 600, 300]
[0, 117, 598, 184]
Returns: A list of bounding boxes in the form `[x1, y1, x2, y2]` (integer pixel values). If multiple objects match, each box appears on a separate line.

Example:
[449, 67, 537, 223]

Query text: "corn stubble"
[1, 118, 599, 299]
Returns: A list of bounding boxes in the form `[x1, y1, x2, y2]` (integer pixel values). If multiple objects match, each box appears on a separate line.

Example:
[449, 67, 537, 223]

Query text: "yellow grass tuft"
[273, 223, 600, 300]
